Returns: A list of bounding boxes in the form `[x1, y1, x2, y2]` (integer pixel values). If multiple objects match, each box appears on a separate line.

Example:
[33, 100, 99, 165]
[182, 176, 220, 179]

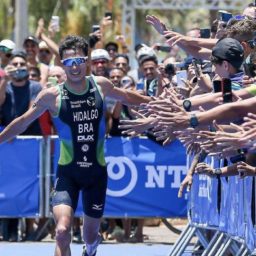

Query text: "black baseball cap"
[10, 50, 27, 60]
[211, 38, 244, 69]
[23, 36, 39, 46]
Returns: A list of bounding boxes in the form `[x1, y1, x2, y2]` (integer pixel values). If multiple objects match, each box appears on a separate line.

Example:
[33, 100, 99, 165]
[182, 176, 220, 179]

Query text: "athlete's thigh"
[52, 172, 80, 212]
[82, 169, 108, 218]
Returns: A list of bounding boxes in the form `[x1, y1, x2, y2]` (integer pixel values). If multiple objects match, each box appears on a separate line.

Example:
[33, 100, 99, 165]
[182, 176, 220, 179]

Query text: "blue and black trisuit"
[52, 76, 107, 218]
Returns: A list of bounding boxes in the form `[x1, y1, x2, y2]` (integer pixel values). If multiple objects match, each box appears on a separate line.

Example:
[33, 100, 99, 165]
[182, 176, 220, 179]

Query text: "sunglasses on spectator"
[246, 38, 256, 49]
[30, 73, 39, 78]
[0, 46, 12, 53]
[92, 59, 108, 65]
[107, 47, 117, 52]
[121, 78, 133, 86]
[61, 57, 87, 67]
[40, 49, 51, 54]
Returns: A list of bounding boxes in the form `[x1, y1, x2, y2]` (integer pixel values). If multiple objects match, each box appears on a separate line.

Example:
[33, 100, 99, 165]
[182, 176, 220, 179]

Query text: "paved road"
[0, 223, 193, 256]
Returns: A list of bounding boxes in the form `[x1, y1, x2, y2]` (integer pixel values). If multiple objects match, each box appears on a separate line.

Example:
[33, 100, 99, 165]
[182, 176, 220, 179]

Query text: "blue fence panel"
[0, 138, 41, 217]
[53, 137, 188, 217]
[243, 177, 254, 251]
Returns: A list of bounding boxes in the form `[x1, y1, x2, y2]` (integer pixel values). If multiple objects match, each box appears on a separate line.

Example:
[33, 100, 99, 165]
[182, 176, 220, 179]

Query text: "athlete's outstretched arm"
[96, 76, 152, 105]
[0, 89, 53, 144]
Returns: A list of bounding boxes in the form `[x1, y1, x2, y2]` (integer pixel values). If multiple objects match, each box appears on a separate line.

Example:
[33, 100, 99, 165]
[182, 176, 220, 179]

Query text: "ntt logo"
[105, 156, 138, 197]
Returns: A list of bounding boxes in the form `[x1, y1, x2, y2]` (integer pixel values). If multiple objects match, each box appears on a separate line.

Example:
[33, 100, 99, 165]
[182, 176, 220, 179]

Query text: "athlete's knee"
[55, 224, 71, 247]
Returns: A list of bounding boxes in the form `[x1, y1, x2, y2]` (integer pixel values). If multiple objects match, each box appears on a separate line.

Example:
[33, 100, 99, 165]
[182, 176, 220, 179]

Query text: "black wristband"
[189, 113, 199, 128]
[183, 99, 192, 112]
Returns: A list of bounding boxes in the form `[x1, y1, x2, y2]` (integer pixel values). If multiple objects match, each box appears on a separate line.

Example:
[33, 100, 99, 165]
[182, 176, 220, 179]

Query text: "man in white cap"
[0, 39, 16, 68]
[91, 49, 111, 77]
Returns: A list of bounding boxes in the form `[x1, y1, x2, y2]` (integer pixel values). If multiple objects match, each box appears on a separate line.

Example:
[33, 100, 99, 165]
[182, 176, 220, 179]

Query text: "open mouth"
[70, 70, 81, 76]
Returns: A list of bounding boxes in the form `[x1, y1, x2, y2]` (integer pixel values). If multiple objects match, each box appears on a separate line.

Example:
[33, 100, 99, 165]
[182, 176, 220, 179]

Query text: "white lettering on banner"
[105, 156, 138, 197]
[168, 166, 187, 188]
[198, 184, 208, 198]
[145, 165, 167, 188]
[0, 193, 5, 198]
[145, 165, 187, 188]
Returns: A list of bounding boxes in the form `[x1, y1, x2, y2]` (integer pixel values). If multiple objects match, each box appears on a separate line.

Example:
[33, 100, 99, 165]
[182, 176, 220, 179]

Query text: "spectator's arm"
[0, 77, 8, 107]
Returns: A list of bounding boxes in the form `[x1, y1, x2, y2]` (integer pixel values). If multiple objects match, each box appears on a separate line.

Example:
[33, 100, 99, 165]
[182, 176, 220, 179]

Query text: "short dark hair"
[227, 19, 256, 42]
[105, 42, 118, 51]
[113, 54, 130, 64]
[59, 35, 88, 60]
[28, 66, 41, 77]
[109, 67, 125, 75]
[139, 55, 158, 66]
[10, 50, 27, 61]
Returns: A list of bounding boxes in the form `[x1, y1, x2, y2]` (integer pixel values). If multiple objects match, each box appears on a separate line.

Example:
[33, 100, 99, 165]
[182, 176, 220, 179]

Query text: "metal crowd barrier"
[169, 156, 256, 256]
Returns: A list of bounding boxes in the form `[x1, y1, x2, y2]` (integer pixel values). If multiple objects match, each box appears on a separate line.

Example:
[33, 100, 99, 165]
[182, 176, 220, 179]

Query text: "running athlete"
[0, 35, 151, 256]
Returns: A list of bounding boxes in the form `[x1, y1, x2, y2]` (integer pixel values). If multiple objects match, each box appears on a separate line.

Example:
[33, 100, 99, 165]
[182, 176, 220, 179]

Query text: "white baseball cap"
[0, 39, 16, 51]
[136, 46, 156, 60]
[91, 49, 111, 61]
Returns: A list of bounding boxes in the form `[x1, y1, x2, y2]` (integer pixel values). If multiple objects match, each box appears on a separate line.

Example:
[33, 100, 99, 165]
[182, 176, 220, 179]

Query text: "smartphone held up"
[51, 16, 60, 32]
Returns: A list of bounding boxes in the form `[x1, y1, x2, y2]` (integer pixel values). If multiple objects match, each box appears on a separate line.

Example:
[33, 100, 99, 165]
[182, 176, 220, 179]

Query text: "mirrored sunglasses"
[62, 57, 87, 67]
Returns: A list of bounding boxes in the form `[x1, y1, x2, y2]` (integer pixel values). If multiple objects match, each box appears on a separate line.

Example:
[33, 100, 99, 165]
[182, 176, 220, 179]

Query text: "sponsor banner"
[53, 137, 188, 217]
[0, 138, 40, 217]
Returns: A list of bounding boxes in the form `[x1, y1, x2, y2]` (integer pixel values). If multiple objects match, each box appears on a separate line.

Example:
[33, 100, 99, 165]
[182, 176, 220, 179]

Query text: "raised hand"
[118, 112, 157, 137]
[195, 162, 214, 176]
[145, 15, 168, 35]
[236, 161, 256, 178]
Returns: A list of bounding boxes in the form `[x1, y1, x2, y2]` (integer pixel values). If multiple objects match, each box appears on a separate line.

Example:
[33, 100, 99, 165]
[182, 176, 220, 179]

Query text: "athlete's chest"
[59, 86, 103, 124]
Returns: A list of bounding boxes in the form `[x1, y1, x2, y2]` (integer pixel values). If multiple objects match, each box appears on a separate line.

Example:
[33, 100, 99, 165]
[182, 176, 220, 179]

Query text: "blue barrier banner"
[0, 138, 41, 217]
[53, 137, 188, 217]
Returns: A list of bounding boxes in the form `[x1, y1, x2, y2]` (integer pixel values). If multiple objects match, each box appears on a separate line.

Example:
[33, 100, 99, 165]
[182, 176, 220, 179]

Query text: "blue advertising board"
[0, 138, 41, 217]
[53, 137, 188, 217]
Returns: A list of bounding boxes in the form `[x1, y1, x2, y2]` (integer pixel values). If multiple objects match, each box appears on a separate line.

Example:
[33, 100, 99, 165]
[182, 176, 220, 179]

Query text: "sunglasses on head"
[0, 46, 11, 53]
[62, 57, 87, 67]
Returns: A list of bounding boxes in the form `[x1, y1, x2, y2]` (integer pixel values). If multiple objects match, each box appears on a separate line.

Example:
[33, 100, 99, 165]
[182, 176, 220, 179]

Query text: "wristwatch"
[189, 113, 199, 128]
[212, 168, 222, 178]
[183, 99, 192, 112]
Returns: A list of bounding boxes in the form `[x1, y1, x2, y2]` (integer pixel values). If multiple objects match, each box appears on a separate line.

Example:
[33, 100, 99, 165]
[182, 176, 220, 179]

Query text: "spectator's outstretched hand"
[195, 162, 214, 176]
[119, 111, 157, 137]
[178, 173, 193, 198]
[35, 18, 45, 39]
[101, 16, 112, 27]
[145, 15, 168, 35]
[237, 161, 256, 178]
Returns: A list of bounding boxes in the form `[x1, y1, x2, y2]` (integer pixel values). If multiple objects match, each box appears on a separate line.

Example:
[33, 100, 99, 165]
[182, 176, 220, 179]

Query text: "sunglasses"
[246, 38, 256, 49]
[92, 59, 108, 65]
[0, 46, 12, 53]
[62, 57, 87, 67]
[40, 49, 51, 54]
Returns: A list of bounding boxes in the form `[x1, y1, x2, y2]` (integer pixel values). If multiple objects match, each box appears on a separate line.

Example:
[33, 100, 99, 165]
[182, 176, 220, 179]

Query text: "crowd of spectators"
[0, 3, 256, 250]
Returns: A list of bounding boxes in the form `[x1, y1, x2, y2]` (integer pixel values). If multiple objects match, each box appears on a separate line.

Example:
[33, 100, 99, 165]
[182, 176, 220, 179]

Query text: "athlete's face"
[61, 49, 87, 83]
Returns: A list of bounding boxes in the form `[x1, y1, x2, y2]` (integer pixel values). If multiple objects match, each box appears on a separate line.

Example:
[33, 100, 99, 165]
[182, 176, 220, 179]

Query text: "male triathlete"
[0, 35, 151, 256]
